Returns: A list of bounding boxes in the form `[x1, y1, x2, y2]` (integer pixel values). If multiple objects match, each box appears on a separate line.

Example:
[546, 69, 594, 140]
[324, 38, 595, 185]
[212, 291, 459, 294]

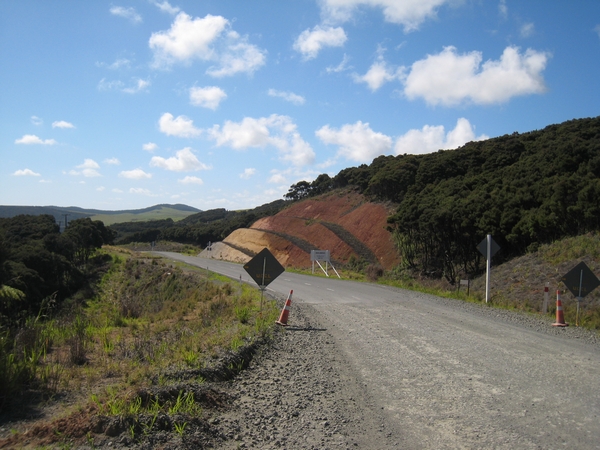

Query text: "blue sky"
[2, 1, 600, 211]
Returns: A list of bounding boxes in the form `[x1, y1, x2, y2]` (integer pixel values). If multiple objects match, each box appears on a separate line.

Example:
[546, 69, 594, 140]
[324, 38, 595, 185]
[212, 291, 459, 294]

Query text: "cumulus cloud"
[320, 0, 452, 33]
[190, 86, 227, 109]
[394, 118, 488, 155]
[178, 176, 204, 185]
[158, 113, 202, 138]
[240, 168, 256, 179]
[70, 159, 101, 177]
[268, 89, 305, 105]
[316, 121, 392, 163]
[110, 6, 142, 23]
[15, 134, 57, 145]
[150, 147, 210, 172]
[208, 114, 315, 166]
[52, 120, 75, 129]
[119, 169, 152, 179]
[403, 45, 550, 106]
[143, 142, 158, 152]
[149, 12, 266, 76]
[294, 25, 347, 60]
[152, 0, 180, 15]
[31, 116, 43, 126]
[104, 157, 120, 165]
[13, 168, 41, 176]
[353, 49, 404, 91]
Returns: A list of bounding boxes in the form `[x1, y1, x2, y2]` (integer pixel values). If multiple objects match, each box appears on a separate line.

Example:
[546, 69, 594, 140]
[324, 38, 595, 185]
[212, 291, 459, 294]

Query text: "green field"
[90, 206, 197, 225]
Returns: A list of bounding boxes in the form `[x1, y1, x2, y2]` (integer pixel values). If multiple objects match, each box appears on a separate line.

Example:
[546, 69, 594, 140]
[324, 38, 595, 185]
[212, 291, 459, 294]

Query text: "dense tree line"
[0, 215, 114, 328]
[110, 200, 287, 246]
[289, 116, 600, 283]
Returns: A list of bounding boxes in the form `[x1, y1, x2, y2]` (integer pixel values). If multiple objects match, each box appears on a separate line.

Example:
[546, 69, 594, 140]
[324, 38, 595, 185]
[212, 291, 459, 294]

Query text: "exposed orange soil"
[212, 191, 400, 270]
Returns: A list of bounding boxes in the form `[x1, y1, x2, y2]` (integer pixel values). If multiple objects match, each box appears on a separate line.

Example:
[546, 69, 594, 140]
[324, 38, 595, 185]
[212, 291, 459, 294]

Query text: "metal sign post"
[244, 248, 286, 312]
[477, 235, 500, 303]
[560, 262, 600, 326]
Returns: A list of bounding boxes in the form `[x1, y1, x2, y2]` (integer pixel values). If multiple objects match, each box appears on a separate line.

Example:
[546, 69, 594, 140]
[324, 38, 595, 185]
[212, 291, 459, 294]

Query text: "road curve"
[156, 252, 600, 449]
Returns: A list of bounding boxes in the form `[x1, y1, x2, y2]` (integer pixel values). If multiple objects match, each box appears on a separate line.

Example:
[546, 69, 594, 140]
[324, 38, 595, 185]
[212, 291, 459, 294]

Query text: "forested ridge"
[287, 116, 600, 282]
[107, 116, 600, 283]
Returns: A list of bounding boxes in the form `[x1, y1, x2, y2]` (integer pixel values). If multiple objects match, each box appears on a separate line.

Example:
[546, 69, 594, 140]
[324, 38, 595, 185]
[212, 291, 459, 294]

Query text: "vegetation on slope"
[0, 247, 278, 447]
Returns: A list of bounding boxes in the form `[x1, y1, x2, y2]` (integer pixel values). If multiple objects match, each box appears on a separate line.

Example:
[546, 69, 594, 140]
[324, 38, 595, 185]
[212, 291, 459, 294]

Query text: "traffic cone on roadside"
[276, 290, 293, 326]
[552, 290, 568, 327]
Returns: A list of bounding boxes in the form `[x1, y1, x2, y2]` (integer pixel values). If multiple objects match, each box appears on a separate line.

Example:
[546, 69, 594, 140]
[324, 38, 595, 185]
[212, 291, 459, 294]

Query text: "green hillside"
[0, 204, 200, 226]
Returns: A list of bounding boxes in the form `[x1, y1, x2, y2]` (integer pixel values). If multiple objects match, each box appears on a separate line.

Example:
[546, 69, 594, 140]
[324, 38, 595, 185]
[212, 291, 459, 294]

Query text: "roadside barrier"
[276, 290, 293, 326]
[552, 290, 568, 327]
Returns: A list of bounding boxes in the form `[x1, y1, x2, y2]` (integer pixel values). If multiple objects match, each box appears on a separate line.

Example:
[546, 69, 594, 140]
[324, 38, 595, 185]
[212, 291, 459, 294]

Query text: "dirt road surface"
[157, 253, 600, 449]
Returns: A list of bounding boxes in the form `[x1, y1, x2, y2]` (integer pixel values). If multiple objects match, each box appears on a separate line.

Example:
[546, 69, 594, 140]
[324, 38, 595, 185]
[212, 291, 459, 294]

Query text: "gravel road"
[156, 254, 600, 449]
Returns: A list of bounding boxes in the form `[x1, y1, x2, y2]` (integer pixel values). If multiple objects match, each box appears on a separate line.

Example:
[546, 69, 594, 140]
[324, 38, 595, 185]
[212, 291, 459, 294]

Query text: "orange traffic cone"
[276, 290, 293, 326]
[552, 290, 568, 327]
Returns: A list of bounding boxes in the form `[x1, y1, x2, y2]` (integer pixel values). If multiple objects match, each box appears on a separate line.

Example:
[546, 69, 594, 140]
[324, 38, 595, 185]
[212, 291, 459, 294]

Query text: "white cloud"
[268, 172, 288, 184]
[353, 49, 404, 91]
[152, 0, 180, 15]
[31, 116, 43, 126]
[326, 54, 351, 73]
[15, 134, 57, 145]
[240, 168, 256, 179]
[320, 0, 452, 33]
[110, 6, 142, 24]
[520, 22, 535, 38]
[97, 186, 105, 192]
[149, 12, 266, 76]
[594, 24, 600, 39]
[129, 188, 153, 195]
[150, 147, 210, 172]
[98, 77, 149, 93]
[52, 120, 75, 129]
[13, 168, 41, 176]
[403, 45, 550, 106]
[71, 159, 101, 177]
[206, 35, 267, 77]
[208, 114, 315, 166]
[104, 157, 120, 165]
[158, 113, 202, 138]
[105, 58, 131, 69]
[190, 86, 227, 109]
[122, 78, 151, 94]
[316, 121, 392, 163]
[178, 176, 204, 185]
[112, 188, 123, 193]
[294, 26, 347, 60]
[268, 89, 305, 105]
[119, 168, 152, 179]
[143, 142, 158, 152]
[394, 118, 488, 155]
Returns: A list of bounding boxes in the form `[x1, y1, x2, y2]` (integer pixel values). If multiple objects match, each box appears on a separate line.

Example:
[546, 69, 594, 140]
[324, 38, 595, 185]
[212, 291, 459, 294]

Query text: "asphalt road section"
[156, 252, 600, 449]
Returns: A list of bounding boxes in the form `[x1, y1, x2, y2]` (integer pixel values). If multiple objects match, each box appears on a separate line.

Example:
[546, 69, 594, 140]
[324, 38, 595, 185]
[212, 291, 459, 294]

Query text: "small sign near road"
[477, 236, 501, 258]
[243, 248, 285, 289]
[560, 261, 600, 299]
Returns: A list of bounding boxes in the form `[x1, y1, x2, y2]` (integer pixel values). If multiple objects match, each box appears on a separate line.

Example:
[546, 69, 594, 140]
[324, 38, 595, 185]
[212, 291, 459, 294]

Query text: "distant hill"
[0, 204, 201, 227]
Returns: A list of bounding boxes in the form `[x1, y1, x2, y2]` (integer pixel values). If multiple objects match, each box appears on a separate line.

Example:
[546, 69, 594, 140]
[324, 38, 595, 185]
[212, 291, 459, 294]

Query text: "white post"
[542, 283, 549, 314]
[485, 234, 491, 303]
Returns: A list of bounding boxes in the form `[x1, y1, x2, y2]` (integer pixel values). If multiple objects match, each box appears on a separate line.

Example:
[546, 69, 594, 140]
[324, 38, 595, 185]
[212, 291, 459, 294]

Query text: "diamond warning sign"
[243, 248, 285, 289]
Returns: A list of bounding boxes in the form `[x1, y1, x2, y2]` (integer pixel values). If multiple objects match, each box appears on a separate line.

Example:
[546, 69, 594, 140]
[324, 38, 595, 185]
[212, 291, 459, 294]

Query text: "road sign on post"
[560, 261, 600, 326]
[243, 248, 285, 310]
[477, 235, 500, 303]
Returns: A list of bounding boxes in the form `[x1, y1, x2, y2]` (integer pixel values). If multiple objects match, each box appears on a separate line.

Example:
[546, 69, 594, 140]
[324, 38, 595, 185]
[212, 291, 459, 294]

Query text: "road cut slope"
[202, 190, 400, 270]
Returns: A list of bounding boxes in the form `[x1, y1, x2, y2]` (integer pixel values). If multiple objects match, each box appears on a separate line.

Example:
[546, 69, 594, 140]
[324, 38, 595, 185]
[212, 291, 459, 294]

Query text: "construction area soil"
[205, 191, 400, 270]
